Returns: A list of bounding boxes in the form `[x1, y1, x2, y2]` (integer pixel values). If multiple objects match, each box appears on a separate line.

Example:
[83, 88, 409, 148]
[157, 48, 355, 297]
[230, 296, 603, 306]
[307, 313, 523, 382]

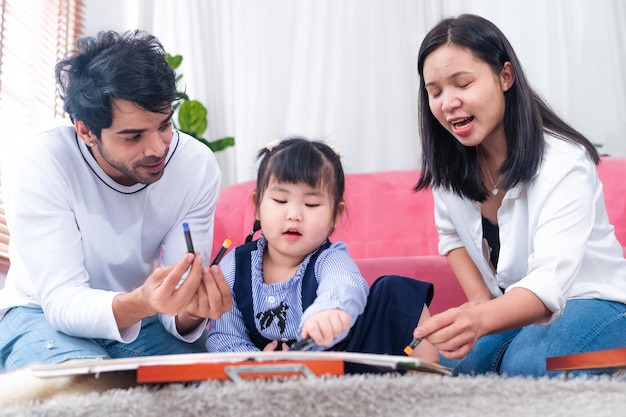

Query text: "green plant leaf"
[178, 100, 208, 138]
[166, 51, 235, 153]
[165, 53, 183, 70]
[200, 137, 235, 152]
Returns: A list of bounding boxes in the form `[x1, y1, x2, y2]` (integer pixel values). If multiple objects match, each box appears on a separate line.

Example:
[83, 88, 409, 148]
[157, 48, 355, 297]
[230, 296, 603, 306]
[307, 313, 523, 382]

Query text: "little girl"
[206, 137, 439, 366]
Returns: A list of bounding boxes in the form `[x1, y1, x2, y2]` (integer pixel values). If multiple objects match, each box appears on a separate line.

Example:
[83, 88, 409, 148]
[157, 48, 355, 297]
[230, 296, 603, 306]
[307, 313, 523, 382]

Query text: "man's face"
[84, 99, 174, 186]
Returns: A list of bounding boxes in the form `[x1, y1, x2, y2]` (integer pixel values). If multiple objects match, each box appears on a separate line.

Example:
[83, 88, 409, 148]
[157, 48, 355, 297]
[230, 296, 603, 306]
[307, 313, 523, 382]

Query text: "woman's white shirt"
[434, 134, 626, 323]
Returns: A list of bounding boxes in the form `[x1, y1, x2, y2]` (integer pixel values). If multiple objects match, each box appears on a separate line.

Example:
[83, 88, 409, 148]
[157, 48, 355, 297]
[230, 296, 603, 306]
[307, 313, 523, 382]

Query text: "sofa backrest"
[211, 169, 466, 312]
[213, 169, 438, 259]
[212, 157, 626, 313]
[214, 156, 626, 258]
[596, 157, 626, 247]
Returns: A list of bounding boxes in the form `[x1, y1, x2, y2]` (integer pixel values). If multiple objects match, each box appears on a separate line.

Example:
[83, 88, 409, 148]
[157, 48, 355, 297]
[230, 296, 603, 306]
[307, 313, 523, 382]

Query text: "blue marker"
[182, 222, 195, 253]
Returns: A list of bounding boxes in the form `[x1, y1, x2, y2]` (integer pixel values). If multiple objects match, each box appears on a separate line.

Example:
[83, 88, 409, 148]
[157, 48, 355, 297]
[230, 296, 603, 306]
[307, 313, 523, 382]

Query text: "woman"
[412, 14, 626, 377]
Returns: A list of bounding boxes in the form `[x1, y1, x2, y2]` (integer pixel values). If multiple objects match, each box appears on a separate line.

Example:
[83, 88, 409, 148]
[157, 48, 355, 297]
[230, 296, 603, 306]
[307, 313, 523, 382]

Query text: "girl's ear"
[333, 202, 346, 227]
[251, 192, 259, 220]
[500, 61, 515, 92]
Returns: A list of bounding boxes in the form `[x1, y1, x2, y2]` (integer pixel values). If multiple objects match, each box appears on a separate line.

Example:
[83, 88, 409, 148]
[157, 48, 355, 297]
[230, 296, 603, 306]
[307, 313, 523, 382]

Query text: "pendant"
[492, 188, 499, 195]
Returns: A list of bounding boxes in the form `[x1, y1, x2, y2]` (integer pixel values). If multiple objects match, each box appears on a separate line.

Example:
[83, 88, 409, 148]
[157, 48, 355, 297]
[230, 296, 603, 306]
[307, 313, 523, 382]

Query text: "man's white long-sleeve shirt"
[0, 122, 221, 342]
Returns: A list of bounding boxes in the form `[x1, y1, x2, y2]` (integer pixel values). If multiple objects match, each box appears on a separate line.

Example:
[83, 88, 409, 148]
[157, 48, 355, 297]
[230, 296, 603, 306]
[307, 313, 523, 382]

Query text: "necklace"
[480, 153, 502, 195]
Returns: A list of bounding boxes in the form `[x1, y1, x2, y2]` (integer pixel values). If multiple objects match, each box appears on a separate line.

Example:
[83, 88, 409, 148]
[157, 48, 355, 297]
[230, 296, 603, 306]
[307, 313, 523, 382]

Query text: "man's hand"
[175, 263, 233, 334]
[113, 251, 231, 333]
[302, 309, 351, 347]
[113, 252, 201, 330]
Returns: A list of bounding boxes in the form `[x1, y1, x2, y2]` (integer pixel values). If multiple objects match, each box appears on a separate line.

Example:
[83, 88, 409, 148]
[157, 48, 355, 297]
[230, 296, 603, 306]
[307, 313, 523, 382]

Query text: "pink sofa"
[213, 157, 626, 315]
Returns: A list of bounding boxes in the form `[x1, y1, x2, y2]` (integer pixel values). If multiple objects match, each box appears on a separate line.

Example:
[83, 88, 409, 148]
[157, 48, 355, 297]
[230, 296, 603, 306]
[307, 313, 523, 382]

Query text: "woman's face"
[422, 44, 514, 148]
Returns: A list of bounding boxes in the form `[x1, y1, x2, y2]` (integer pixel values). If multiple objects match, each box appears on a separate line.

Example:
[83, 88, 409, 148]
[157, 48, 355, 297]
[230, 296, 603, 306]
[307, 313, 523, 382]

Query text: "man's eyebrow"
[114, 111, 174, 135]
[115, 127, 146, 135]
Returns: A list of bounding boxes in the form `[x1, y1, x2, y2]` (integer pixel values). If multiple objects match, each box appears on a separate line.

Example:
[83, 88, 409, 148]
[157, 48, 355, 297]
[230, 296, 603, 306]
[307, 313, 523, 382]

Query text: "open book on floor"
[30, 351, 452, 383]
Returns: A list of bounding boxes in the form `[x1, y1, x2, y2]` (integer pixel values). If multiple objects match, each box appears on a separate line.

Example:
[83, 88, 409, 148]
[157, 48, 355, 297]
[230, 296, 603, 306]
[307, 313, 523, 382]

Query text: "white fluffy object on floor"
[0, 367, 135, 408]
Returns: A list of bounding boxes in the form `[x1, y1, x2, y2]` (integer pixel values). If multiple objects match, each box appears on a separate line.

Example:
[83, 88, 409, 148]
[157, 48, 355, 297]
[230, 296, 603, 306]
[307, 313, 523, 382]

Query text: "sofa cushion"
[332, 170, 440, 258]
[212, 170, 441, 259]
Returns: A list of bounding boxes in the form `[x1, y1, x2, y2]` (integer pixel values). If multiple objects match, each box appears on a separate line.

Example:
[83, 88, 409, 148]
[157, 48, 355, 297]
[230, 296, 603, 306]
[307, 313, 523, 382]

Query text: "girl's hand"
[302, 309, 351, 347]
[262, 340, 289, 351]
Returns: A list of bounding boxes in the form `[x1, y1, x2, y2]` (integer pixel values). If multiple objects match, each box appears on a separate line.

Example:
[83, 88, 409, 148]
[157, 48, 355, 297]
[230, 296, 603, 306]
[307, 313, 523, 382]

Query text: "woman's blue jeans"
[0, 307, 206, 372]
[440, 299, 626, 377]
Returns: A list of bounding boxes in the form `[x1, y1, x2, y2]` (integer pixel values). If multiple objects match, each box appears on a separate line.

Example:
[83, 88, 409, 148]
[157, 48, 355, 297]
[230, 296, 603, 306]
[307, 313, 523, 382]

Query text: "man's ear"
[74, 120, 97, 147]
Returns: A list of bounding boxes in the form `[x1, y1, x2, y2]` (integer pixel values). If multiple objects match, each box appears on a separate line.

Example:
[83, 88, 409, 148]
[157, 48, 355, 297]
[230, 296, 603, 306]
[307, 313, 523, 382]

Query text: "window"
[0, 0, 84, 263]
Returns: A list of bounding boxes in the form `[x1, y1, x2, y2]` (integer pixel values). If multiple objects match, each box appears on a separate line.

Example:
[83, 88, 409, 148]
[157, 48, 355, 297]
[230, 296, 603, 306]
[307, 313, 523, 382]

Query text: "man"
[0, 30, 231, 371]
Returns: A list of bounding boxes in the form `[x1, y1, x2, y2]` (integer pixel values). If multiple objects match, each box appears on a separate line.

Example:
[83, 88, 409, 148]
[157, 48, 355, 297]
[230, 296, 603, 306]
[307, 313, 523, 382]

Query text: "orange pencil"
[403, 337, 422, 355]
[211, 239, 232, 266]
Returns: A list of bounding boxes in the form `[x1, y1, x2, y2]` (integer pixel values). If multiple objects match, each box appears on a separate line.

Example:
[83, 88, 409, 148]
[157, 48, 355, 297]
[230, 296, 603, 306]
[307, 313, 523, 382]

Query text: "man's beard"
[95, 142, 167, 185]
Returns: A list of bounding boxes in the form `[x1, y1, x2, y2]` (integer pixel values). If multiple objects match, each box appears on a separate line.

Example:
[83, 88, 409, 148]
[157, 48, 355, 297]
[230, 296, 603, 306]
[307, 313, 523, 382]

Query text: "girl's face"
[255, 179, 343, 263]
[422, 44, 514, 148]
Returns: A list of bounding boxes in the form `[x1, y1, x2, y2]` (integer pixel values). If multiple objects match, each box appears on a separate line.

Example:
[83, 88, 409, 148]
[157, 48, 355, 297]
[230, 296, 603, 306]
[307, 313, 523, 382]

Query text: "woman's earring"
[88, 142, 95, 147]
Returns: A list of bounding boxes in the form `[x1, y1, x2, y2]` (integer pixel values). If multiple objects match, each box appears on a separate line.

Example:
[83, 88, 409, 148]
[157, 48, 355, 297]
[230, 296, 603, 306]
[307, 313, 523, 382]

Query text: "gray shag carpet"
[0, 370, 624, 417]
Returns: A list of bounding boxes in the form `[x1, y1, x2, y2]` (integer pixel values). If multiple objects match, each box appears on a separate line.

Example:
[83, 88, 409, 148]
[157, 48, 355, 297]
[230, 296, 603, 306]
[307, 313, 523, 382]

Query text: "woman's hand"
[302, 309, 351, 347]
[414, 306, 483, 359]
[414, 288, 552, 359]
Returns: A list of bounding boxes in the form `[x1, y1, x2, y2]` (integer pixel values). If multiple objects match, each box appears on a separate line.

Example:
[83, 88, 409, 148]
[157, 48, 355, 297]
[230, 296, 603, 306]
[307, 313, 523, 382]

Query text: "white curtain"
[128, 0, 626, 187]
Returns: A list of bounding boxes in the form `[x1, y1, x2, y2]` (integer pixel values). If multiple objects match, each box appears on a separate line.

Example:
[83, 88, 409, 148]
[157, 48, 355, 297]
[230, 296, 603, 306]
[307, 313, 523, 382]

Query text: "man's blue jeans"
[0, 307, 206, 372]
[440, 299, 626, 377]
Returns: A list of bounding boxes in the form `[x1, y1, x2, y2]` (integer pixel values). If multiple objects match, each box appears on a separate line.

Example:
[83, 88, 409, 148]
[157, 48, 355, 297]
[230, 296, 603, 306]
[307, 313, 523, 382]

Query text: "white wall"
[83, 0, 140, 34]
[82, 0, 626, 188]
[1, 1, 622, 284]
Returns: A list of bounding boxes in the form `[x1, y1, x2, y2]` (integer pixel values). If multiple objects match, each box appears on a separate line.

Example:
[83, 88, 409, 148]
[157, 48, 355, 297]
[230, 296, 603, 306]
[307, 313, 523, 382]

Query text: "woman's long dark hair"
[414, 14, 598, 201]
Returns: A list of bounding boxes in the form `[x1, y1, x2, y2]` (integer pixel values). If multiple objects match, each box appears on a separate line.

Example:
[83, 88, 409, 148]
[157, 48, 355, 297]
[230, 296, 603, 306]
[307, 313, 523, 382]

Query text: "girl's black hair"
[414, 14, 599, 202]
[55, 29, 178, 139]
[245, 137, 345, 242]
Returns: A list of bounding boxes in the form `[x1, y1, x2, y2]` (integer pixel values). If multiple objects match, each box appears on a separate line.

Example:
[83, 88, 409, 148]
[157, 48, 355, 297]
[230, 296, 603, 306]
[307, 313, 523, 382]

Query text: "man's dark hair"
[55, 29, 177, 139]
